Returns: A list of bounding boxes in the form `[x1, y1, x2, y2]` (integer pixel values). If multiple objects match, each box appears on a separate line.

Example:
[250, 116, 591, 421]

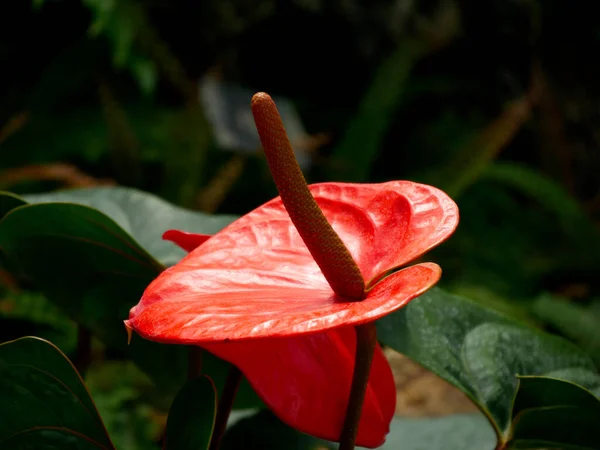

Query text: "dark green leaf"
[0, 291, 77, 351]
[449, 284, 538, 326]
[0, 187, 260, 408]
[164, 376, 217, 450]
[482, 163, 600, 265]
[377, 288, 597, 442]
[85, 361, 166, 450]
[0, 191, 26, 220]
[508, 376, 600, 449]
[24, 186, 236, 266]
[0, 336, 114, 449]
[541, 368, 600, 397]
[532, 294, 600, 368]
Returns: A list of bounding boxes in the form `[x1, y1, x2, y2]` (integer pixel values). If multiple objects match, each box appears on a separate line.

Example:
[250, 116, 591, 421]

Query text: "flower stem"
[251, 92, 365, 300]
[187, 346, 203, 379]
[209, 365, 242, 450]
[75, 325, 92, 375]
[339, 322, 378, 450]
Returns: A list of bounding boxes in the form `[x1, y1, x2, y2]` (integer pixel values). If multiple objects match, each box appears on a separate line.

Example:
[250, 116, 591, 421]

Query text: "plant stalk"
[187, 346, 203, 379]
[75, 325, 92, 375]
[208, 365, 242, 450]
[339, 322, 378, 450]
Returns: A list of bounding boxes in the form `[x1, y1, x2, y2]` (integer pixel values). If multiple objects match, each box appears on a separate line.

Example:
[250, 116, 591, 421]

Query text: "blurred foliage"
[84, 361, 164, 450]
[0, 290, 77, 351]
[2, 0, 600, 447]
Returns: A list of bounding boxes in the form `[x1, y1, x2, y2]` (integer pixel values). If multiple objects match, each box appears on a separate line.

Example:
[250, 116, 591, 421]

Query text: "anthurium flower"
[125, 94, 459, 448]
[126, 181, 457, 444]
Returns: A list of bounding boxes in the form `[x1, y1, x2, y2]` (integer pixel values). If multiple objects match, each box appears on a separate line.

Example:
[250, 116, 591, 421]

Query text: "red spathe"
[126, 181, 459, 447]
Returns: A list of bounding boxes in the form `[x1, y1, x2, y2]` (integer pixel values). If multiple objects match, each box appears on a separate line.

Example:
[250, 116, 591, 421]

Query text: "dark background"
[1, 1, 599, 447]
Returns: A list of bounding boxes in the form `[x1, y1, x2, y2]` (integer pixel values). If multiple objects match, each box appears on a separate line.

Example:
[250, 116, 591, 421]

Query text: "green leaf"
[0, 291, 77, 351]
[129, 56, 158, 96]
[426, 98, 530, 199]
[532, 294, 600, 368]
[84, 360, 166, 450]
[24, 186, 236, 266]
[0, 191, 26, 220]
[541, 368, 600, 397]
[164, 376, 217, 450]
[376, 288, 597, 445]
[32, 0, 45, 11]
[508, 376, 600, 449]
[482, 162, 600, 263]
[0, 187, 260, 408]
[449, 284, 538, 326]
[0, 336, 114, 449]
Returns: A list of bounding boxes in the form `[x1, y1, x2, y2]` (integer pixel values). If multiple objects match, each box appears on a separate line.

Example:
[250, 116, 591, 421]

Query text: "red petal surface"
[163, 229, 211, 252]
[202, 326, 396, 448]
[128, 181, 455, 342]
[127, 262, 439, 342]
[218, 182, 458, 285]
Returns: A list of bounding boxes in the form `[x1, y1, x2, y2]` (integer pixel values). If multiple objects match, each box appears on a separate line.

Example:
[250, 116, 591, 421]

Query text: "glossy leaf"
[376, 287, 598, 446]
[0, 202, 169, 384]
[0, 187, 260, 407]
[164, 375, 217, 450]
[508, 375, 600, 449]
[0, 337, 114, 449]
[539, 367, 600, 398]
[24, 186, 236, 266]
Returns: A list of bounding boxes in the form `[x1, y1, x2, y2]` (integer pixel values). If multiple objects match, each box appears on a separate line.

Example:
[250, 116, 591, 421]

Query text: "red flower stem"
[251, 92, 365, 300]
[187, 346, 203, 379]
[339, 322, 377, 450]
[209, 365, 242, 450]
